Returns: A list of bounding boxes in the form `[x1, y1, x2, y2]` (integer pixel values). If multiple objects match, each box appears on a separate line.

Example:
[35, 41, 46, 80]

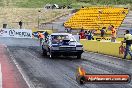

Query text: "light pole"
[38, 10, 41, 30]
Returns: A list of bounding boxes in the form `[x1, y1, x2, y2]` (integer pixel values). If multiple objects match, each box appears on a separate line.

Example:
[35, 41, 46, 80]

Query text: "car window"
[69, 36, 76, 42]
[51, 35, 69, 43]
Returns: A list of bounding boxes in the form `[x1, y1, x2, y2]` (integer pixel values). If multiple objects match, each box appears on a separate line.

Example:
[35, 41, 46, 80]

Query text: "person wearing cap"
[122, 30, 132, 59]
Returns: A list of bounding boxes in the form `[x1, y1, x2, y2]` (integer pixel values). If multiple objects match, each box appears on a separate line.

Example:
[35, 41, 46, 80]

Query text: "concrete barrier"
[92, 36, 123, 41]
[93, 36, 111, 41]
[80, 39, 130, 59]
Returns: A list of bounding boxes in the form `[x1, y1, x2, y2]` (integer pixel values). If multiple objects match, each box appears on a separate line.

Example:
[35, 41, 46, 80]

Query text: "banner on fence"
[0, 29, 32, 38]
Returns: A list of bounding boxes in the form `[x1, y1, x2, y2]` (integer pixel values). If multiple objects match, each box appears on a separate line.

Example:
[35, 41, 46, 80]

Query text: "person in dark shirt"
[100, 27, 106, 37]
[19, 21, 23, 29]
[87, 31, 93, 40]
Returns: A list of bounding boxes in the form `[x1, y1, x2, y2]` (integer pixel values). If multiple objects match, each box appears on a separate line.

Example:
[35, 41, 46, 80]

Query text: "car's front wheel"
[49, 53, 54, 59]
[43, 50, 47, 56]
[77, 54, 81, 59]
[49, 50, 54, 59]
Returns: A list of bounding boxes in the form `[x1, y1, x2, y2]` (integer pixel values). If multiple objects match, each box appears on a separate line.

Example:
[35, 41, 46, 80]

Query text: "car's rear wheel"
[77, 54, 81, 59]
[43, 50, 47, 56]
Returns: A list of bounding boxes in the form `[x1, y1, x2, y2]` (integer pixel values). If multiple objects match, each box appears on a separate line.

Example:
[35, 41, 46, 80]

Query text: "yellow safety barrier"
[81, 40, 99, 52]
[80, 39, 131, 59]
[116, 38, 124, 42]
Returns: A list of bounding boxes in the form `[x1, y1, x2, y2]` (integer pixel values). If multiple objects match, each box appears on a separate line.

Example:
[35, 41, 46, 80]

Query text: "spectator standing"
[19, 21, 23, 29]
[44, 31, 49, 41]
[79, 29, 85, 39]
[87, 31, 93, 40]
[75, 33, 80, 41]
[122, 30, 132, 59]
[44, 31, 49, 38]
[109, 25, 117, 42]
[68, 28, 72, 33]
[38, 32, 44, 46]
[65, 28, 68, 32]
[3, 18, 8, 28]
[100, 27, 106, 37]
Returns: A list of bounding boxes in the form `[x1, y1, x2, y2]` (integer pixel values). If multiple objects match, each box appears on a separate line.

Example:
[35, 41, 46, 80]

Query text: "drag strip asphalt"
[0, 38, 132, 88]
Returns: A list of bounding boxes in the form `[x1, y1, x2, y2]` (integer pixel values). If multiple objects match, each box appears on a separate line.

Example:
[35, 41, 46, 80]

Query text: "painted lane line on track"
[6, 47, 35, 88]
[0, 64, 2, 88]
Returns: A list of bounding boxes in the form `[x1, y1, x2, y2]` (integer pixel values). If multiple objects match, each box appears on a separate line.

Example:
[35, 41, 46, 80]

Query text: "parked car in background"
[44, 4, 53, 9]
[44, 4, 59, 9]
[44, 4, 72, 9]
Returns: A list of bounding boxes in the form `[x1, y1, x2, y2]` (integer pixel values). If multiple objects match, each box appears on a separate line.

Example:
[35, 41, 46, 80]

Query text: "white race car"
[42, 33, 83, 59]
